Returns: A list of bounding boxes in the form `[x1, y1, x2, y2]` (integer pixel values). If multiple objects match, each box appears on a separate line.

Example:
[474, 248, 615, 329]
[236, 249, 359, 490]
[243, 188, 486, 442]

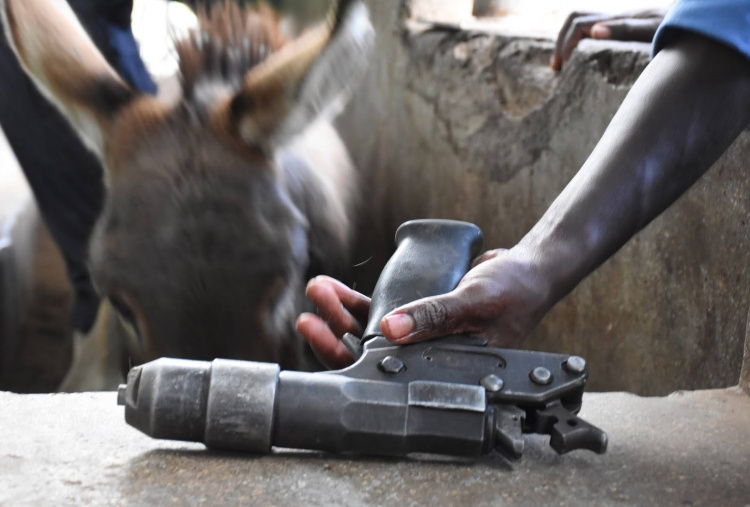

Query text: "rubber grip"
[362, 220, 483, 340]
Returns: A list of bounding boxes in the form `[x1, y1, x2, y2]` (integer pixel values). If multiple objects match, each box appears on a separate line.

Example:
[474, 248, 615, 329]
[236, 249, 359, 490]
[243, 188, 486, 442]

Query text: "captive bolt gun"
[118, 219, 608, 460]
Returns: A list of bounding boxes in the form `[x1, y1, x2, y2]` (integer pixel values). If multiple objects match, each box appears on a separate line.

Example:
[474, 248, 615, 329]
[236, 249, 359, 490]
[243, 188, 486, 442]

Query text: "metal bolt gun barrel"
[118, 219, 608, 460]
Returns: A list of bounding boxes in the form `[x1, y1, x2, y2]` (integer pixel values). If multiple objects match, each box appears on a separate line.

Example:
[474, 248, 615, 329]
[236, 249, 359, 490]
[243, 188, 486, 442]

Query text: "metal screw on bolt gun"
[379, 356, 405, 374]
[530, 367, 552, 385]
[480, 374, 504, 392]
[564, 356, 586, 374]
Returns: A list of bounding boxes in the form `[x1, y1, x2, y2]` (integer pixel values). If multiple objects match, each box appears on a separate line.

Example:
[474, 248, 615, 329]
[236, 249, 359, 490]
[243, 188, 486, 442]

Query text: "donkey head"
[1, 0, 373, 367]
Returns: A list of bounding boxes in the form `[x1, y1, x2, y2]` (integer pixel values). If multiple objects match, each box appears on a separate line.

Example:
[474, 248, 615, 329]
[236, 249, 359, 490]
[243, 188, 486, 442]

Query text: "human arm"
[299, 31, 750, 365]
[383, 31, 750, 343]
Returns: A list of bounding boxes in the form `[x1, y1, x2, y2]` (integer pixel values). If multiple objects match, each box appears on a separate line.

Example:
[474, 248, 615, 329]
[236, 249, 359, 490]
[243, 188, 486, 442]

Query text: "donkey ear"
[1, 0, 135, 157]
[228, 0, 374, 149]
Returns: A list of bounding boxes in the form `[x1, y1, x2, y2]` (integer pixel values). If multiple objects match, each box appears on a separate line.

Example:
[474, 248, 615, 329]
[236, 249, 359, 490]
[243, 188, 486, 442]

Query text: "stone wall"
[338, 0, 750, 395]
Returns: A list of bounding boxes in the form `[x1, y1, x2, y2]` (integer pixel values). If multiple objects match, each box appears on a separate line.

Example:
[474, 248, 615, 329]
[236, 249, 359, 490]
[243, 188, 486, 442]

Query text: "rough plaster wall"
[339, 0, 750, 395]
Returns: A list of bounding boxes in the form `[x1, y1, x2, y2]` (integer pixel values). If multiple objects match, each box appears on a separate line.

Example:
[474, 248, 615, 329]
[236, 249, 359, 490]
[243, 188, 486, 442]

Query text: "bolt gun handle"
[361, 220, 483, 341]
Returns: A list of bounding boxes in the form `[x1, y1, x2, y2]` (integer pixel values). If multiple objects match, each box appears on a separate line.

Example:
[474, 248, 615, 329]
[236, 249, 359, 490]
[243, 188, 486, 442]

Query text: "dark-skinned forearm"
[519, 33, 750, 305]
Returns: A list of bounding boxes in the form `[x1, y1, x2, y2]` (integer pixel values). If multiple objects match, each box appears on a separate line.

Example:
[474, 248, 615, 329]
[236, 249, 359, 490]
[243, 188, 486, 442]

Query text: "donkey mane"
[175, 2, 289, 107]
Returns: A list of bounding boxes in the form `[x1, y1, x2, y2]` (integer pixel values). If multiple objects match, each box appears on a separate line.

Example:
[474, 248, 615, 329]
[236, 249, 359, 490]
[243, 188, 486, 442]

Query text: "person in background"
[296, 0, 750, 369]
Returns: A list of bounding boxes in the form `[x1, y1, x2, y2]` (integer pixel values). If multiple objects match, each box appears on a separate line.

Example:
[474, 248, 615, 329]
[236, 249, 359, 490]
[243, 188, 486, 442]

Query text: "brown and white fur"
[1, 0, 373, 390]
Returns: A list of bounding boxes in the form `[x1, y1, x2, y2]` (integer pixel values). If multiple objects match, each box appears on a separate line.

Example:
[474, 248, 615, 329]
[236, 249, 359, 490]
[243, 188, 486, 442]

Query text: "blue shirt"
[653, 0, 750, 59]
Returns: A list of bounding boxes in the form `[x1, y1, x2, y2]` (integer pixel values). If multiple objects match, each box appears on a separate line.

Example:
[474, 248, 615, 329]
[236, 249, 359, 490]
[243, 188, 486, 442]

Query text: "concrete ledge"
[1, 389, 748, 506]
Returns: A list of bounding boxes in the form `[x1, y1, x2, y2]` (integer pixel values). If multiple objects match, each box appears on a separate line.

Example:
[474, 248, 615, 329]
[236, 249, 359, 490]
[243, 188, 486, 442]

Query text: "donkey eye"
[109, 295, 141, 343]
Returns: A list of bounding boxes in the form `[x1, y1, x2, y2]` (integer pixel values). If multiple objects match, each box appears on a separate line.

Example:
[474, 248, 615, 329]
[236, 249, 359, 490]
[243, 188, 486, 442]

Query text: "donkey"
[1, 0, 373, 390]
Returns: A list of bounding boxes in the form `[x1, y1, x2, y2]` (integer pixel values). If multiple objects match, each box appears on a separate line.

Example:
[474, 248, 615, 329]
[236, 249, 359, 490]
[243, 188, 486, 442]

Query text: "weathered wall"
[339, 0, 750, 395]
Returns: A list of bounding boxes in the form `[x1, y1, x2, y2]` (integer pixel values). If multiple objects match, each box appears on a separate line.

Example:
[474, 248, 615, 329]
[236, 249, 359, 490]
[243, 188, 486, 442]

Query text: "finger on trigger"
[306, 280, 364, 338]
[325, 277, 371, 322]
[296, 313, 353, 370]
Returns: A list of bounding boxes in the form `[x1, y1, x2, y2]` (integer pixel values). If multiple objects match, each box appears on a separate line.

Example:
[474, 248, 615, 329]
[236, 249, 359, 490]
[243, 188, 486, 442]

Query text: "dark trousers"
[0, 0, 155, 333]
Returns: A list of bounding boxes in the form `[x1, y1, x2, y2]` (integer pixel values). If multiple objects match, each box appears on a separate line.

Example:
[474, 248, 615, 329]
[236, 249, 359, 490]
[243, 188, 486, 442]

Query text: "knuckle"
[619, 23, 634, 36]
[413, 299, 450, 332]
[308, 275, 327, 286]
[569, 18, 589, 32]
[456, 283, 497, 314]
[569, 11, 585, 20]
[475, 249, 500, 263]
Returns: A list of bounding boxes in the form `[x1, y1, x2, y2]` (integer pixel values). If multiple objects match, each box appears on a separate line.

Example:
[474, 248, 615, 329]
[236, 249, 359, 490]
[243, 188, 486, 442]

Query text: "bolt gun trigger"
[531, 400, 609, 455]
[342, 332, 364, 360]
[491, 405, 526, 460]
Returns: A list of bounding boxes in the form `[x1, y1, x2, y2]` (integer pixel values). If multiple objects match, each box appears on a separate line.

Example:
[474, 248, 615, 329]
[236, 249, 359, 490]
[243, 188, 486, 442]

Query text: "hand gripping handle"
[361, 219, 483, 341]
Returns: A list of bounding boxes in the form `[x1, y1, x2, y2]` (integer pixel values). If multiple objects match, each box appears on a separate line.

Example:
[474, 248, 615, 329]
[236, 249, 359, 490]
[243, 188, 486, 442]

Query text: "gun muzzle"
[118, 358, 280, 452]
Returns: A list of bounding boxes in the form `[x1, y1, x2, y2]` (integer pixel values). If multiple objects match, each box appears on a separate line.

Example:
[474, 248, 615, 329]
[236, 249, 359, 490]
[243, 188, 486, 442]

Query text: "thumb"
[380, 289, 479, 344]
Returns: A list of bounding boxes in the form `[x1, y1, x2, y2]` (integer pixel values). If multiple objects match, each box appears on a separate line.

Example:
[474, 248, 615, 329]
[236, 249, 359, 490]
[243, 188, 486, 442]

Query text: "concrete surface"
[339, 0, 750, 395]
[0, 388, 748, 506]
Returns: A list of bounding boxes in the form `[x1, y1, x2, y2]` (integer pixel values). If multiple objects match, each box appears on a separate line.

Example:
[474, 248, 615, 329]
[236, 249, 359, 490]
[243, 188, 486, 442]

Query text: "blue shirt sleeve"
[652, 0, 750, 60]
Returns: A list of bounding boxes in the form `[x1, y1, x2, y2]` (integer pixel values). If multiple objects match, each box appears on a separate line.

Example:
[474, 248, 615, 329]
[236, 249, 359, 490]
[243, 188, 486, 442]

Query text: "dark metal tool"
[118, 219, 608, 460]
